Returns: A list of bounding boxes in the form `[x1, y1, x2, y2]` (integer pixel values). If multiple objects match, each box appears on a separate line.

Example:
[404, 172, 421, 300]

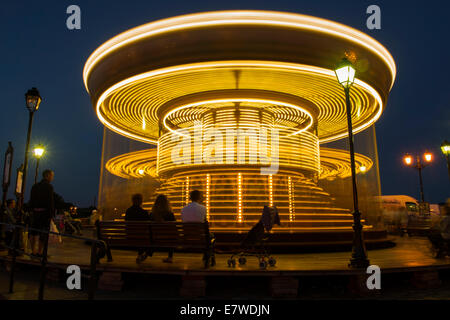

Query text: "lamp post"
[19, 88, 42, 211]
[403, 152, 433, 204]
[33, 145, 45, 184]
[441, 140, 450, 182]
[335, 58, 370, 268]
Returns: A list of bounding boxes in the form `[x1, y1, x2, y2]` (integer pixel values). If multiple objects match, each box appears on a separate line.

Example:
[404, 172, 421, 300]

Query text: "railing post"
[38, 228, 50, 300]
[88, 241, 98, 300]
[8, 226, 19, 293]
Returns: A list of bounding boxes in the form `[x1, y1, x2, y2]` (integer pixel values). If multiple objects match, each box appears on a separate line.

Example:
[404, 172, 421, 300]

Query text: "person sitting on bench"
[125, 193, 150, 263]
[150, 194, 176, 263]
[181, 190, 207, 223]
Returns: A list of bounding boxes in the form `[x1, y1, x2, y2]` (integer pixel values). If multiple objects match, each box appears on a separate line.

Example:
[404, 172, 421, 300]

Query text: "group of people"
[125, 189, 207, 263]
[1, 169, 58, 258]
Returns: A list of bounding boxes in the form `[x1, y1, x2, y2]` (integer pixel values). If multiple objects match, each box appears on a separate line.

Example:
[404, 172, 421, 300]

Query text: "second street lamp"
[19, 88, 42, 210]
[33, 145, 45, 184]
[441, 140, 450, 182]
[335, 58, 370, 268]
[403, 152, 433, 205]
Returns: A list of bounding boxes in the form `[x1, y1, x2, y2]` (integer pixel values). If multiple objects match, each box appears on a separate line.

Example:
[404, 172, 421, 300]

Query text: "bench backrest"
[149, 222, 211, 249]
[97, 221, 152, 247]
[97, 221, 211, 249]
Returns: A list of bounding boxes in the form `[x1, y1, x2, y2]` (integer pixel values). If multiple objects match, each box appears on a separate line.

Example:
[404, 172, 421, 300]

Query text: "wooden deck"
[1, 234, 449, 277]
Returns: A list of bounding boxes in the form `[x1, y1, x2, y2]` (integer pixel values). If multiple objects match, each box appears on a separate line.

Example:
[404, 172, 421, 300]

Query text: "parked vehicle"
[376, 195, 431, 235]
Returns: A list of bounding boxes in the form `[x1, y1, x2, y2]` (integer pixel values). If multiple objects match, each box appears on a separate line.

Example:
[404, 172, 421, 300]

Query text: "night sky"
[1, 0, 449, 207]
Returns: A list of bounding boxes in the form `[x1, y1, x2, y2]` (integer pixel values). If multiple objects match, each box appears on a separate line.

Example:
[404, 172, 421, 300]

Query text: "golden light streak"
[185, 176, 190, 205]
[268, 174, 273, 207]
[206, 173, 210, 221]
[93, 61, 384, 145]
[83, 10, 395, 90]
[237, 172, 243, 223]
[288, 176, 293, 222]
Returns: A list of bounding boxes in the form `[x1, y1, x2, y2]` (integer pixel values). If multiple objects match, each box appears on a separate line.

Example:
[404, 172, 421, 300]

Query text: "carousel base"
[212, 228, 392, 252]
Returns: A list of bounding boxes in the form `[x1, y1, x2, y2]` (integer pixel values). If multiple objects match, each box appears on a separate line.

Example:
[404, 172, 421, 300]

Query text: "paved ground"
[1, 232, 449, 275]
[0, 234, 450, 300]
[1, 263, 450, 300]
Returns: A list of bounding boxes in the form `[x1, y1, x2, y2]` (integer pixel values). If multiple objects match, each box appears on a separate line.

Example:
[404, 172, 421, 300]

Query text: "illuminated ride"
[84, 11, 396, 245]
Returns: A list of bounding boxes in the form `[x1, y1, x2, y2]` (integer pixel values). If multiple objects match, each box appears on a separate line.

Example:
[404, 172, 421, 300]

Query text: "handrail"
[0, 221, 106, 300]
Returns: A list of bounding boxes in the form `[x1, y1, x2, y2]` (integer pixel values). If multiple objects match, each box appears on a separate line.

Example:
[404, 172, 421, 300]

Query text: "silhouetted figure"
[150, 194, 175, 263]
[125, 193, 150, 263]
[29, 169, 55, 257]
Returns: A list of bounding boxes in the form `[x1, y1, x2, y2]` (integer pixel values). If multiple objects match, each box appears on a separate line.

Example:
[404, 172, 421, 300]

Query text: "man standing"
[29, 169, 55, 257]
[181, 190, 207, 223]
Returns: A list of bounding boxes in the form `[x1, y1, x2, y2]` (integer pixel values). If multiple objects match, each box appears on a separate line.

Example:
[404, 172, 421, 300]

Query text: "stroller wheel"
[259, 260, 268, 270]
[268, 257, 276, 267]
[227, 258, 236, 267]
[238, 257, 247, 265]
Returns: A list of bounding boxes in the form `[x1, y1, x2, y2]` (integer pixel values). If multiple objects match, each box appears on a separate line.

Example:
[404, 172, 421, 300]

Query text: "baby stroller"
[228, 206, 280, 269]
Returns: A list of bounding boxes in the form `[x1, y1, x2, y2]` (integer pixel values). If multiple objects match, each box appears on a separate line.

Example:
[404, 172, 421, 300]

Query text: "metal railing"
[0, 221, 106, 300]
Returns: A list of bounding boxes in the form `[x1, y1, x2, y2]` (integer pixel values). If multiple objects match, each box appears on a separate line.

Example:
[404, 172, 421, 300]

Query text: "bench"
[97, 221, 216, 268]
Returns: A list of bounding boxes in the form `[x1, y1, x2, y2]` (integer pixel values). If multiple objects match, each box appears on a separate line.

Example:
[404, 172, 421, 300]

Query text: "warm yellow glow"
[105, 146, 371, 181]
[105, 148, 157, 178]
[33, 146, 45, 158]
[147, 169, 369, 232]
[162, 98, 314, 137]
[319, 148, 373, 179]
[157, 124, 320, 176]
[206, 173, 210, 221]
[93, 61, 384, 145]
[237, 172, 243, 223]
[288, 176, 293, 222]
[424, 152, 432, 162]
[404, 155, 413, 166]
[185, 176, 190, 205]
[268, 174, 273, 207]
[83, 10, 396, 91]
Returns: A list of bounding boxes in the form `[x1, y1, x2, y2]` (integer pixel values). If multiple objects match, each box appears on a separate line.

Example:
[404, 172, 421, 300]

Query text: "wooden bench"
[96, 221, 152, 262]
[97, 221, 216, 268]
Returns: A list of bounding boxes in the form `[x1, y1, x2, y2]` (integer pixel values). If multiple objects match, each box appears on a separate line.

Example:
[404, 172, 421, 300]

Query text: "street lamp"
[335, 58, 370, 268]
[33, 145, 45, 184]
[19, 87, 42, 210]
[403, 151, 433, 204]
[441, 140, 450, 181]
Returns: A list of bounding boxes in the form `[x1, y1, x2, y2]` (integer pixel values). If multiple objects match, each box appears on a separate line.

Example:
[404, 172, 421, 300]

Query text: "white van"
[376, 195, 419, 233]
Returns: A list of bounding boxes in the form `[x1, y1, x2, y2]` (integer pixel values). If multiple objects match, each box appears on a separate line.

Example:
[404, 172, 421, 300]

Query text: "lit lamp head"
[138, 169, 144, 175]
[33, 145, 45, 159]
[25, 87, 42, 112]
[403, 154, 413, 166]
[334, 58, 356, 89]
[441, 140, 450, 156]
[359, 165, 367, 173]
[423, 152, 433, 163]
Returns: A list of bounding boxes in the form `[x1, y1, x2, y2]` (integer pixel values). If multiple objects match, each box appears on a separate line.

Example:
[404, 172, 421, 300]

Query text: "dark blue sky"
[1, 0, 449, 207]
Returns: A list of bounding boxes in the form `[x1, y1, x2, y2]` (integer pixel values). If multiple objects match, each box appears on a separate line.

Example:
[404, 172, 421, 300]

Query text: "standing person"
[29, 169, 55, 257]
[125, 193, 150, 263]
[181, 190, 207, 223]
[150, 194, 176, 263]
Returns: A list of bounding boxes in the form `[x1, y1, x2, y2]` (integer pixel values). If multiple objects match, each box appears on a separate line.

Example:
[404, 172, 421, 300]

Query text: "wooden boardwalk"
[1, 234, 449, 276]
